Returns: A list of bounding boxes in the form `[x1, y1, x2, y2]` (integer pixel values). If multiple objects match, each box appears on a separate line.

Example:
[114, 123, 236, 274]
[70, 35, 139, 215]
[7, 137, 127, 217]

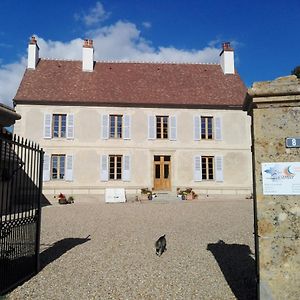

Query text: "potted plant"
[141, 188, 153, 200]
[67, 196, 74, 204]
[177, 188, 197, 200]
[58, 193, 67, 204]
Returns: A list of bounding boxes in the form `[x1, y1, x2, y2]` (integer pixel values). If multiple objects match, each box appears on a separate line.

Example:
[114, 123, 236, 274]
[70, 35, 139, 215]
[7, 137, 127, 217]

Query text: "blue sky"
[0, 0, 299, 107]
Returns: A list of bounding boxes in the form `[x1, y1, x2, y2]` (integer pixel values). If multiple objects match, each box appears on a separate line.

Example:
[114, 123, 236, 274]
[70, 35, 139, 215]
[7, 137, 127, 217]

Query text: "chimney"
[82, 39, 94, 72]
[27, 36, 39, 69]
[220, 42, 234, 74]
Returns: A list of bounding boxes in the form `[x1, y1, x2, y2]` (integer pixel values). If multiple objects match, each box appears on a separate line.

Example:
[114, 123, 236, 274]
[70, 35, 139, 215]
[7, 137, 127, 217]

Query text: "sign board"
[262, 162, 300, 195]
[286, 137, 300, 148]
[105, 188, 126, 203]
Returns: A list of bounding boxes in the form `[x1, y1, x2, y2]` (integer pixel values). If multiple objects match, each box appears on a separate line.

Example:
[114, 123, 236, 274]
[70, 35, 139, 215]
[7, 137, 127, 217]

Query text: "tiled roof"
[14, 60, 247, 107]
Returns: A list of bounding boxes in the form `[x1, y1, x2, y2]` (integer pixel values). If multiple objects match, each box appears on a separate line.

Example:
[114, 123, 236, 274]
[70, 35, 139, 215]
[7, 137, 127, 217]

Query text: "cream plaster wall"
[14, 104, 252, 196]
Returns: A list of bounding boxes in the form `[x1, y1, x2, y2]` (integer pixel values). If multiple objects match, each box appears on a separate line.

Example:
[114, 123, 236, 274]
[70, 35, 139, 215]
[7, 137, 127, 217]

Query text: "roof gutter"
[0, 103, 21, 127]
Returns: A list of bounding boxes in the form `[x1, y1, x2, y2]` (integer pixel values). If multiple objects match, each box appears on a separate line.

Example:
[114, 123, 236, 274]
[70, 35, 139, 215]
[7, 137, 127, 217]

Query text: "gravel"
[7, 197, 256, 300]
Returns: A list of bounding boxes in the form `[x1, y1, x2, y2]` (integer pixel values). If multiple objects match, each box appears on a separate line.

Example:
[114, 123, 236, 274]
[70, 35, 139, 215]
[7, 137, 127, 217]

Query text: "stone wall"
[246, 75, 300, 299]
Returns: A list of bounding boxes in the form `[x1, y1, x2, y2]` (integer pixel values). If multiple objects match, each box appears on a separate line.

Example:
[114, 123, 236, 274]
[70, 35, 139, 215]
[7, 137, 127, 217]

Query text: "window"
[201, 116, 213, 139]
[109, 115, 122, 138]
[51, 155, 65, 180]
[202, 156, 214, 180]
[109, 155, 122, 180]
[156, 116, 168, 139]
[53, 114, 67, 138]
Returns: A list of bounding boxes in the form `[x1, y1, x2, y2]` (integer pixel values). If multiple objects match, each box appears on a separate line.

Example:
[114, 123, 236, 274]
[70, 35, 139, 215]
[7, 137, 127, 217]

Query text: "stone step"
[151, 192, 181, 202]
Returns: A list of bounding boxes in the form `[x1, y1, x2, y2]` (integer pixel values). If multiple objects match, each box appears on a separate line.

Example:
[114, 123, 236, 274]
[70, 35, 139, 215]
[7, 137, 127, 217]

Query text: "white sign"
[262, 162, 300, 195]
[105, 188, 126, 203]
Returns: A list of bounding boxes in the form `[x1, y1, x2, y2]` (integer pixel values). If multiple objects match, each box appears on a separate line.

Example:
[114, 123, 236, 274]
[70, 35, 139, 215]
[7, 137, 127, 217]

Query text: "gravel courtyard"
[7, 197, 256, 300]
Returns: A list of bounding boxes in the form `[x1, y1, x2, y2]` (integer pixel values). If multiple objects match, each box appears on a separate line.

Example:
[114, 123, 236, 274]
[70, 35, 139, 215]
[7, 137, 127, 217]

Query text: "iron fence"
[0, 132, 43, 295]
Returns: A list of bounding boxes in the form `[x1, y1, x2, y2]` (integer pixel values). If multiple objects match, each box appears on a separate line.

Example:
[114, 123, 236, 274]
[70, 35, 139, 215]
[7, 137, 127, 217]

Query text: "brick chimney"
[82, 39, 94, 72]
[220, 42, 234, 74]
[27, 36, 39, 70]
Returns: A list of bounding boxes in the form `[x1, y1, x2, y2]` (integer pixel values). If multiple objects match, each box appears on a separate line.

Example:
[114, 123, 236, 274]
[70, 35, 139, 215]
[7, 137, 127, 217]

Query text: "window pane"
[52, 156, 57, 179]
[61, 117, 66, 137]
[117, 116, 122, 138]
[155, 165, 160, 179]
[156, 117, 161, 138]
[60, 156, 65, 179]
[164, 156, 170, 161]
[53, 115, 59, 137]
[110, 116, 115, 138]
[164, 164, 169, 179]
[154, 156, 160, 161]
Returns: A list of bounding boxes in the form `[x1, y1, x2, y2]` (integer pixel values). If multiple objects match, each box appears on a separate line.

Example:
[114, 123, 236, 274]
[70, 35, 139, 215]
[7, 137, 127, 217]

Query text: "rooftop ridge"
[41, 57, 219, 65]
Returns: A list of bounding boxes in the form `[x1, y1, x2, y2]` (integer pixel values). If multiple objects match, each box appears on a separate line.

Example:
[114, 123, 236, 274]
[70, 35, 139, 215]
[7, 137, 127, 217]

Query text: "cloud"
[75, 1, 110, 26]
[142, 22, 151, 29]
[0, 58, 27, 107]
[0, 19, 223, 108]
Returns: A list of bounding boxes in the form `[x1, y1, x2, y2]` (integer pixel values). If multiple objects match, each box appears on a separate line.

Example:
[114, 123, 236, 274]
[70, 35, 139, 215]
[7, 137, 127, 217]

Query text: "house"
[13, 37, 252, 199]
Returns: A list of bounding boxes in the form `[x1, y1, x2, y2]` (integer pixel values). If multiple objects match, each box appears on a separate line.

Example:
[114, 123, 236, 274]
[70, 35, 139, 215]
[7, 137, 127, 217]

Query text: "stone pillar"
[244, 75, 300, 299]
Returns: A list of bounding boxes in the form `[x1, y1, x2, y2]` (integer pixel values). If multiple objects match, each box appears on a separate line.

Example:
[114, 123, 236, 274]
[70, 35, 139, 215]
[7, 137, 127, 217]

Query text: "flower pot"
[58, 198, 67, 204]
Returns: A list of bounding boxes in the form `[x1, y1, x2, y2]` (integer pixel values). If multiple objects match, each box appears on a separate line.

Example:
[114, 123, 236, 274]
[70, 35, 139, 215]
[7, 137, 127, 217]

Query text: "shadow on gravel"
[207, 240, 257, 300]
[40, 236, 91, 269]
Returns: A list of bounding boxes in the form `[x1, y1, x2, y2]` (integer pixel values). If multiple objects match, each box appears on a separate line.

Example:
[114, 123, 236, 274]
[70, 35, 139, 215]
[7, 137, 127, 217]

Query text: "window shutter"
[169, 116, 177, 141]
[123, 115, 131, 140]
[43, 154, 50, 181]
[44, 113, 52, 139]
[215, 117, 222, 141]
[100, 154, 108, 181]
[148, 115, 156, 139]
[194, 155, 202, 181]
[101, 115, 109, 140]
[122, 155, 131, 181]
[67, 114, 74, 139]
[215, 156, 224, 182]
[65, 155, 74, 181]
[194, 116, 201, 140]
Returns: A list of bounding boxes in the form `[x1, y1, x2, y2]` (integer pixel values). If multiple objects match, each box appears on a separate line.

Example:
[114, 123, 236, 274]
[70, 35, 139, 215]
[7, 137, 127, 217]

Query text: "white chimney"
[220, 42, 235, 74]
[27, 36, 39, 70]
[82, 39, 94, 72]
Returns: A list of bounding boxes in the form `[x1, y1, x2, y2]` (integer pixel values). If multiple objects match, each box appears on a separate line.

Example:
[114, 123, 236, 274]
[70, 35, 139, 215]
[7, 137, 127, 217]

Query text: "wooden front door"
[153, 155, 171, 190]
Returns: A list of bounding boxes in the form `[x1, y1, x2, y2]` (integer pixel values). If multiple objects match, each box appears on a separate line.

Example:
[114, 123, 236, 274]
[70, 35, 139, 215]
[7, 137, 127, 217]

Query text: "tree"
[291, 66, 300, 78]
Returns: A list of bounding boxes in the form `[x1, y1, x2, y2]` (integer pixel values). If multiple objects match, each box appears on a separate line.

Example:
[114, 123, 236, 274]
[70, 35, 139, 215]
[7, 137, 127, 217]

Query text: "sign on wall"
[262, 162, 300, 195]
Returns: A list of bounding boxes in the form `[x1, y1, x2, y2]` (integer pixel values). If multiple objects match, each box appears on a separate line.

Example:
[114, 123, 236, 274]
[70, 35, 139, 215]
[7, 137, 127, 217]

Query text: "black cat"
[155, 234, 167, 256]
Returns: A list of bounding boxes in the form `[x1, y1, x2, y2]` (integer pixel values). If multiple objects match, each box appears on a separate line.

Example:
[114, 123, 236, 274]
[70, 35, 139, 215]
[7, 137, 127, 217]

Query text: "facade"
[13, 37, 252, 198]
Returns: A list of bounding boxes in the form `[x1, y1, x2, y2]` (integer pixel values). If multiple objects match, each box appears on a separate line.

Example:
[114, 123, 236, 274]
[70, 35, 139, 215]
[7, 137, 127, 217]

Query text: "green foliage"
[291, 66, 300, 78]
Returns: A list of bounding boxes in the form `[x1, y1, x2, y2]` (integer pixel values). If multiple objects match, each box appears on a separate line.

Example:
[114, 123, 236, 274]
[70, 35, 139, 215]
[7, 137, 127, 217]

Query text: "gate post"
[244, 75, 300, 299]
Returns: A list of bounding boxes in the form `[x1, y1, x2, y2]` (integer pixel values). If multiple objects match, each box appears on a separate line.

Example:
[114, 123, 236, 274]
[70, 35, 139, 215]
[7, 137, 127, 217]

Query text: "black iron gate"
[0, 132, 43, 295]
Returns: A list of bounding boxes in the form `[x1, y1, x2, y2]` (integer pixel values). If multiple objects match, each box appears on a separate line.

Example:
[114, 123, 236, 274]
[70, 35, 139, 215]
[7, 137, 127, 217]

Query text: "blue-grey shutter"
[101, 115, 109, 140]
[65, 155, 74, 181]
[169, 116, 177, 141]
[123, 115, 131, 140]
[148, 115, 156, 139]
[194, 116, 201, 140]
[67, 114, 74, 139]
[122, 155, 131, 181]
[194, 155, 202, 181]
[215, 156, 224, 182]
[215, 117, 222, 141]
[43, 154, 50, 181]
[44, 113, 52, 139]
[100, 155, 108, 181]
